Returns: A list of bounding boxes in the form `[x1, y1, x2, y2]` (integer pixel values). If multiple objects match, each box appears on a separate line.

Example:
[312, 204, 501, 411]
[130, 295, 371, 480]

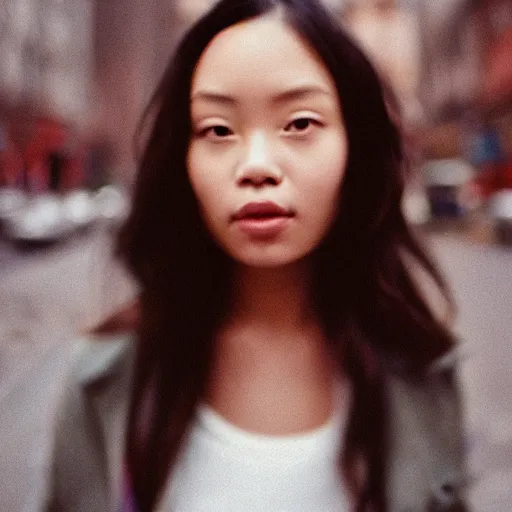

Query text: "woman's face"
[188, 16, 348, 268]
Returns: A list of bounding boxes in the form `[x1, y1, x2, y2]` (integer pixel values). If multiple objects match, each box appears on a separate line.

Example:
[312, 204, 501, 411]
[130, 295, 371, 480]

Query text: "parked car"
[1, 186, 129, 244]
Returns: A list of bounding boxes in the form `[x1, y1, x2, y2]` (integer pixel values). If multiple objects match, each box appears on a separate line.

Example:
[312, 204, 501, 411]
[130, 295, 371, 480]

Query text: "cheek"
[302, 136, 347, 208]
[186, 146, 199, 194]
[187, 151, 213, 224]
[188, 147, 215, 206]
[187, 147, 230, 237]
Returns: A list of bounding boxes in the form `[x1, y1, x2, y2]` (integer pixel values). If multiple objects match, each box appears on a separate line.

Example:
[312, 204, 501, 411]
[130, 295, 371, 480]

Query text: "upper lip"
[232, 201, 294, 220]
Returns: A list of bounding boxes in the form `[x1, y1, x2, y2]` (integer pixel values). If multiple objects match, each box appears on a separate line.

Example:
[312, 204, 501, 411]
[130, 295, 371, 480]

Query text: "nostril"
[239, 176, 279, 187]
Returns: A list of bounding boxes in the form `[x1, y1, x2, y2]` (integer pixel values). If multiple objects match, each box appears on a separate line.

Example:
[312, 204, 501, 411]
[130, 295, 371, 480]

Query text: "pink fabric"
[121, 465, 138, 512]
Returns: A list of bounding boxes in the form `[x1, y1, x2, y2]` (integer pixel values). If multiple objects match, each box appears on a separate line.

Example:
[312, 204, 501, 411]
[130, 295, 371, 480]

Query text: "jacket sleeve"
[42, 341, 110, 512]
[426, 353, 470, 511]
[385, 350, 470, 511]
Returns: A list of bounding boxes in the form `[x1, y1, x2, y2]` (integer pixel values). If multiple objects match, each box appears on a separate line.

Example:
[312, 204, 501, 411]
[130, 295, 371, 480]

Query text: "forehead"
[190, 16, 337, 99]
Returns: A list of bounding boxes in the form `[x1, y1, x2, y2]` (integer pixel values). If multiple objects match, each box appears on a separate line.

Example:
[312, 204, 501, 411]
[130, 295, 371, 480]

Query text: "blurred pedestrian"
[42, 1, 467, 511]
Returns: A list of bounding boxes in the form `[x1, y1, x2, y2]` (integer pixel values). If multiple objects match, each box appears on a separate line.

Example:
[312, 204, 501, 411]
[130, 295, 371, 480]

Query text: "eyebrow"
[190, 85, 333, 105]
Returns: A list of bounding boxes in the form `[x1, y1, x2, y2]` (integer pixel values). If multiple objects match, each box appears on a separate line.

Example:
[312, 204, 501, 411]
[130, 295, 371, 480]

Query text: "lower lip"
[235, 216, 292, 238]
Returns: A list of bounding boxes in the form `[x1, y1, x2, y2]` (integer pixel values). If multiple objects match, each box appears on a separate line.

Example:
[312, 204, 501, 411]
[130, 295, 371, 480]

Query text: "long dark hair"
[116, 0, 456, 510]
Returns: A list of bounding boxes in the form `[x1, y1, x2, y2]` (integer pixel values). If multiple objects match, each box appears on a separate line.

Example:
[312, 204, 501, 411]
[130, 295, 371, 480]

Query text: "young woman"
[44, 0, 468, 510]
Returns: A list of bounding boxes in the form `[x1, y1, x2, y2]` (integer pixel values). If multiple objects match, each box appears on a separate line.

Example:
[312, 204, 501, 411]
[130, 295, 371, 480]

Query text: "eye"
[200, 125, 234, 139]
[284, 117, 320, 134]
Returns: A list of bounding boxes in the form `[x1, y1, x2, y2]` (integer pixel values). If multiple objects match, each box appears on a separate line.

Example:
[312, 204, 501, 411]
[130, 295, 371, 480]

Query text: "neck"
[227, 259, 317, 332]
[205, 260, 340, 435]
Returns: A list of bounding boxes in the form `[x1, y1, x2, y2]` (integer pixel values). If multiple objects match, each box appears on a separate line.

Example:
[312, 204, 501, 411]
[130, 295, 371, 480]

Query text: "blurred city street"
[0, 230, 510, 511]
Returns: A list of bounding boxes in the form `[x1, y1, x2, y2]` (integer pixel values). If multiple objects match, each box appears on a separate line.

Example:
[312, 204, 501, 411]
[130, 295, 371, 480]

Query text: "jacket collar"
[76, 333, 136, 385]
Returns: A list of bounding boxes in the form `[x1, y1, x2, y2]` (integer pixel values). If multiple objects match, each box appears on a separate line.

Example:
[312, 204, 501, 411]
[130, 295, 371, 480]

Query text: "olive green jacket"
[43, 334, 468, 512]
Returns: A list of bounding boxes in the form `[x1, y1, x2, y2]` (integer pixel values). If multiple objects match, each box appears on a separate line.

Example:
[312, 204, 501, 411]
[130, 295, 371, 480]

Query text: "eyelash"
[284, 117, 321, 133]
[199, 125, 233, 138]
[197, 117, 321, 139]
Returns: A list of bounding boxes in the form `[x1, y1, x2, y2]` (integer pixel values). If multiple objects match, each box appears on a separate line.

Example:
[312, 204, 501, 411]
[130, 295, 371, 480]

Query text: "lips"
[232, 201, 293, 221]
[232, 201, 294, 239]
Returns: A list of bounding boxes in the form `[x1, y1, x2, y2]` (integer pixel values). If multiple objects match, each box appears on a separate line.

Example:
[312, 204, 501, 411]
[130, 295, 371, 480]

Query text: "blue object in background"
[471, 127, 504, 166]
[428, 185, 464, 218]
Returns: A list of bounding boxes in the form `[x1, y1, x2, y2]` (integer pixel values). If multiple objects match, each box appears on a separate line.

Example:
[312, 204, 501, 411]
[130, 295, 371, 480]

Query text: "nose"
[236, 132, 282, 187]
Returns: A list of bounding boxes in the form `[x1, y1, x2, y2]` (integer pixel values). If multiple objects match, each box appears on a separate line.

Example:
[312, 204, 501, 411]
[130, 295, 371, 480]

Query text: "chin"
[229, 247, 311, 269]
[237, 258, 295, 269]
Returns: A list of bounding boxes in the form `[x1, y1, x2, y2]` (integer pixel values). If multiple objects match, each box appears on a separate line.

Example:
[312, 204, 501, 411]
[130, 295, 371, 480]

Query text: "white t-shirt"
[160, 385, 351, 512]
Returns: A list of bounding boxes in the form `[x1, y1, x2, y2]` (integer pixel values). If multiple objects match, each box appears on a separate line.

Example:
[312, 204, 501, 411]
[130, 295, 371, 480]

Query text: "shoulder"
[50, 331, 136, 435]
[385, 347, 465, 446]
[51, 330, 136, 440]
